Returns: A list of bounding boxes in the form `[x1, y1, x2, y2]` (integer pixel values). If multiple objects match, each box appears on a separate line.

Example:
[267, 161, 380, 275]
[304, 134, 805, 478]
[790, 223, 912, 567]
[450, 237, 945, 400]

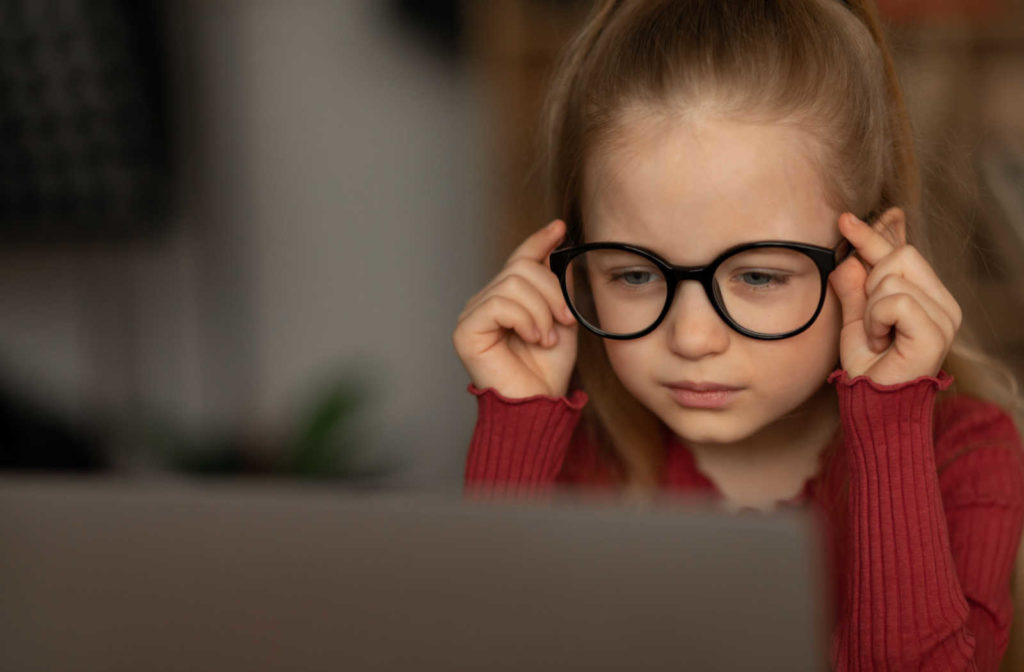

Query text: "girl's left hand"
[828, 210, 962, 386]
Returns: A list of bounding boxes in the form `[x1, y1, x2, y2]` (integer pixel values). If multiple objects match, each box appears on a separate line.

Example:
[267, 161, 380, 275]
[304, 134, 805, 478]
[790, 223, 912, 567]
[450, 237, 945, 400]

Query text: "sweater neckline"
[660, 424, 840, 510]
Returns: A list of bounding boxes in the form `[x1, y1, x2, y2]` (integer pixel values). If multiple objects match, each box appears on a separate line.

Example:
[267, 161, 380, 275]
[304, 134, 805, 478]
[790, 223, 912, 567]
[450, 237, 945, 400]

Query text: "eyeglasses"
[549, 238, 854, 341]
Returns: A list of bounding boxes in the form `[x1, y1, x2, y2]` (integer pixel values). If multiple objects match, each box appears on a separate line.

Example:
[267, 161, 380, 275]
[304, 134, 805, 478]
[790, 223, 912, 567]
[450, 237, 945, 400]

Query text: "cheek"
[785, 291, 842, 366]
[604, 340, 636, 370]
[603, 340, 652, 388]
[818, 289, 843, 353]
[750, 293, 842, 374]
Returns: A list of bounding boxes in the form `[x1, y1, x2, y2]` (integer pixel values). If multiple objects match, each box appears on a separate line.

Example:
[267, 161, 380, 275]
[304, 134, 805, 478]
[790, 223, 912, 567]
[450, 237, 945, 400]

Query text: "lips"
[663, 381, 744, 409]
[664, 381, 743, 392]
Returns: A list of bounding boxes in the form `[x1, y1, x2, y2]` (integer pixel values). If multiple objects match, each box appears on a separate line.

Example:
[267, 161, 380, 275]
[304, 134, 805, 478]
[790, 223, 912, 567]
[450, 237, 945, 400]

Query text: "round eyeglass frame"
[548, 238, 854, 341]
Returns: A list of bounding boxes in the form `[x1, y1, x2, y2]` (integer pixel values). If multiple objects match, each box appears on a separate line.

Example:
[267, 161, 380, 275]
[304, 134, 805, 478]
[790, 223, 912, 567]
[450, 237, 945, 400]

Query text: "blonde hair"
[540, 0, 1021, 492]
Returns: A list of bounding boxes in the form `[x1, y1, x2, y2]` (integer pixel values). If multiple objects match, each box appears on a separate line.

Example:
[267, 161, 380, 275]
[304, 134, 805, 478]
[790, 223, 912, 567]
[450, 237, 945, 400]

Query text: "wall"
[0, 0, 490, 485]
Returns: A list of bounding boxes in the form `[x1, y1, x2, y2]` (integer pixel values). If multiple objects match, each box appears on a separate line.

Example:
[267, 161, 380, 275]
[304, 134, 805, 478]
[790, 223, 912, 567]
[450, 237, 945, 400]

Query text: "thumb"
[829, 257, 868, 329]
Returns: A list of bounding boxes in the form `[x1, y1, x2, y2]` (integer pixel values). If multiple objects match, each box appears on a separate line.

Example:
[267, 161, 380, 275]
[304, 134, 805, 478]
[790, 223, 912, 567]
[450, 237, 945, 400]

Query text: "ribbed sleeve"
[463, 382, 589, 497]
[827, 369, 1024, 671]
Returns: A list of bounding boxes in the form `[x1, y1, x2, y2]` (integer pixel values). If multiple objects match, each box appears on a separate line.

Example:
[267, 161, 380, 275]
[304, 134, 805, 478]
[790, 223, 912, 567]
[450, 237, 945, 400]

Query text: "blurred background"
[0, 0, 1023, 490]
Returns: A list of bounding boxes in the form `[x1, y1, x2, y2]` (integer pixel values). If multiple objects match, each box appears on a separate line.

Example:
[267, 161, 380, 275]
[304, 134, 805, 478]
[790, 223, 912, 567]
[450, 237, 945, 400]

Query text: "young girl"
[452, 0, 1024, 669]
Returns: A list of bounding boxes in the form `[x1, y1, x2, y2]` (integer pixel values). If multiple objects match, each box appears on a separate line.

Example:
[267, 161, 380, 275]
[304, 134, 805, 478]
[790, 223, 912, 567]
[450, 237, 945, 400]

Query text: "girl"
[451, 0, 1024, 669]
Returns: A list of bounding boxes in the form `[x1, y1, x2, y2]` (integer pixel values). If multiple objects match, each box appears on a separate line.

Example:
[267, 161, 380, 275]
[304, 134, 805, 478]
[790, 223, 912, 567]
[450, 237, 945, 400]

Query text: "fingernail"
[563, 306, 574, 322]
[548, 329, 558, 345]
[531, 327, 542, 342]
[546, 220, 559, 231]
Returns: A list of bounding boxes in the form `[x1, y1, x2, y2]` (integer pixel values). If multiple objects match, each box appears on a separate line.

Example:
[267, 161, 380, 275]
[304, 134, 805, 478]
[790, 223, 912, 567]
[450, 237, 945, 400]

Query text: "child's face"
[582, 112, 843, 446]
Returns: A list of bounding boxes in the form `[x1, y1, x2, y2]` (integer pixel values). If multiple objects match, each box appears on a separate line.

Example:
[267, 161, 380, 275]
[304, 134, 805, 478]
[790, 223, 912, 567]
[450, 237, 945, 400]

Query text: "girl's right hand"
[453, 219, 579, 399]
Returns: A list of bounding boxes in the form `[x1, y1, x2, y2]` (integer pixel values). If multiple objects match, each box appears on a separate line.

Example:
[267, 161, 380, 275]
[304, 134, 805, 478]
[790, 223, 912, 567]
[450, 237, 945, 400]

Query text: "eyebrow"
[590, 238, 841, 255]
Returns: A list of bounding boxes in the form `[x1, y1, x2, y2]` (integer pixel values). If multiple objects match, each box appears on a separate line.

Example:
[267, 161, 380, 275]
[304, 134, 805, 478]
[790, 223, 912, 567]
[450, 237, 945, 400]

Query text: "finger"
[461, 259, 576, 327]
[871, 272, 957, 336]
[865, 273, 957, 350]
[828, 255, 869, 328]
[506, 219, 567, 267]
[864, 292, 946, 355]
[459, 294, 544, 347]
[491, 274, 563, 346]
[863, 247, 962, 331]
[837, 213, 896, 268]
[504, 260, 577, 327]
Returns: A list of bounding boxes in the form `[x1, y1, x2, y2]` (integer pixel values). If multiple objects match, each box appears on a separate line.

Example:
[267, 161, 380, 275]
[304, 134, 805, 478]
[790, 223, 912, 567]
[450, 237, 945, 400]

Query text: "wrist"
[827, 368, 953, 392]
[829, 368, 952, 458]
[467, 382, 588, 409]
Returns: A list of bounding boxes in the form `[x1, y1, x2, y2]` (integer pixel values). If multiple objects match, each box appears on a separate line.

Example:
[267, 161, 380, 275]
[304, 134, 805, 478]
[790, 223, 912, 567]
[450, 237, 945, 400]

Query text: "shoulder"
[933, 394, 1024, 508]
[934, 394, 1021, 461]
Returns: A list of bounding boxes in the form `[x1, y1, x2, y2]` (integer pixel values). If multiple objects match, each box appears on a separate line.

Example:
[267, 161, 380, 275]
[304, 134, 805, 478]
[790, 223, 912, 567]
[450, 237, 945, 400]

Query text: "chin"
[662, 413, 758, 446]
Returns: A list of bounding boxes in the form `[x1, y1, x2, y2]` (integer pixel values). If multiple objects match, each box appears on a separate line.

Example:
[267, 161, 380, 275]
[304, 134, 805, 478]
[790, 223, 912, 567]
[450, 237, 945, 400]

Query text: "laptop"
[0, 475, 828, 671]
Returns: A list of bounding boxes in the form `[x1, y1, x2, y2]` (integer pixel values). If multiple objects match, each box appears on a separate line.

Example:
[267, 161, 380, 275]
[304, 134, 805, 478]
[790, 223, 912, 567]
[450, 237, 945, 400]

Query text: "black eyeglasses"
[549, 238, 854, 340]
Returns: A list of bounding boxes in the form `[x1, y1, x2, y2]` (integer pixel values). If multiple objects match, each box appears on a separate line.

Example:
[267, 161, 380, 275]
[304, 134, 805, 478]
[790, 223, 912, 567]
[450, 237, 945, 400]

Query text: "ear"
[870, 207, 907, 247]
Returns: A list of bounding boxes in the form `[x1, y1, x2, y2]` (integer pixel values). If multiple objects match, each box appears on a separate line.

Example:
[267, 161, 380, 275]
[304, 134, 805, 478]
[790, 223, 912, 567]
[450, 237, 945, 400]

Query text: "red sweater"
[463, 370, 1024, 671]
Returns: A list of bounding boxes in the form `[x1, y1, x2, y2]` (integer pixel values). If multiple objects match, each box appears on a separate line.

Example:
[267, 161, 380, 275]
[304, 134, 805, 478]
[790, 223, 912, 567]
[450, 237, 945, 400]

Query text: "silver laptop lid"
[0, 476, 827, 671]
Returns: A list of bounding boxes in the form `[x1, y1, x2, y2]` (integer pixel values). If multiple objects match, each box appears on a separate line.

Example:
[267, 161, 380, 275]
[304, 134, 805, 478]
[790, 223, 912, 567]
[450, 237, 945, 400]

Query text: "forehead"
[582, 111, 840, 264]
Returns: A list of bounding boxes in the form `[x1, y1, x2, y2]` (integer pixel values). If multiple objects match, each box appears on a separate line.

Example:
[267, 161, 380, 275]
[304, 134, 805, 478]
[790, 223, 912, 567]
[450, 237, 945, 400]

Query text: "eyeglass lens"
[565, 247, 823, 337]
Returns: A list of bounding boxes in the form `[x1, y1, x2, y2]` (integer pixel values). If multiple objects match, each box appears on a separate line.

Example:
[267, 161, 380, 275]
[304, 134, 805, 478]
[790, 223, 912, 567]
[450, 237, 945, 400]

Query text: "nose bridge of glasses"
[666, 264, 710, 284]
[666, 264, 716, 302]
[665, 266, 718, 315]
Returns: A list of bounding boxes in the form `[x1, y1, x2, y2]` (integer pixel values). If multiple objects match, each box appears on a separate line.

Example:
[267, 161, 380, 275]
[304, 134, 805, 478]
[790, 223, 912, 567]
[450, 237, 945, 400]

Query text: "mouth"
[664, 381, 743, 392]
[663, 382, 744, 409]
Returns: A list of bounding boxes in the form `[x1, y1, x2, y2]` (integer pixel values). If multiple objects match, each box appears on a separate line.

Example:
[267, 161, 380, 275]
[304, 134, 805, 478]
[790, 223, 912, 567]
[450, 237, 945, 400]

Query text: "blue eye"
[621, 270, 654, 285]
[740, 271, 777, 287]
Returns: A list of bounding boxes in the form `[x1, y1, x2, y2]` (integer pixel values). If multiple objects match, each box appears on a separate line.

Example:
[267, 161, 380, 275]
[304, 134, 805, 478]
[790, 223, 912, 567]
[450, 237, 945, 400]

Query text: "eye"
[616, 270, 656, 286]
[736, 270, 789, 288]
[742, 271, 773, 286]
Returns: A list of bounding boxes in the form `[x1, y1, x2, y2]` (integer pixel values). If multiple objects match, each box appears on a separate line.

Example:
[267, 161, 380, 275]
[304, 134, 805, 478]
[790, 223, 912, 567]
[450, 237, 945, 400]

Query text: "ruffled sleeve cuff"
[463, 383, 589, 493]
[826, 368, 953, 392]
[467, 383, 589, 410]
[823, 364, 950, 475]
[827, 368, 953, 471]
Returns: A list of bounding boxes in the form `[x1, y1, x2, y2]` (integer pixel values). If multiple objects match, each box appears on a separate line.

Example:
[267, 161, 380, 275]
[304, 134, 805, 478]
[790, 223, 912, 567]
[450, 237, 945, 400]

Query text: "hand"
[452, 219, 579, 398]
[828, 209, 962, 386]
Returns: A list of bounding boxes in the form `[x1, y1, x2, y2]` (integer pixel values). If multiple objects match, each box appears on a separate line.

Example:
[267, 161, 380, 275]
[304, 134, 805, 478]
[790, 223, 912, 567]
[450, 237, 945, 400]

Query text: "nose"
[664, 281, 730, 359]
